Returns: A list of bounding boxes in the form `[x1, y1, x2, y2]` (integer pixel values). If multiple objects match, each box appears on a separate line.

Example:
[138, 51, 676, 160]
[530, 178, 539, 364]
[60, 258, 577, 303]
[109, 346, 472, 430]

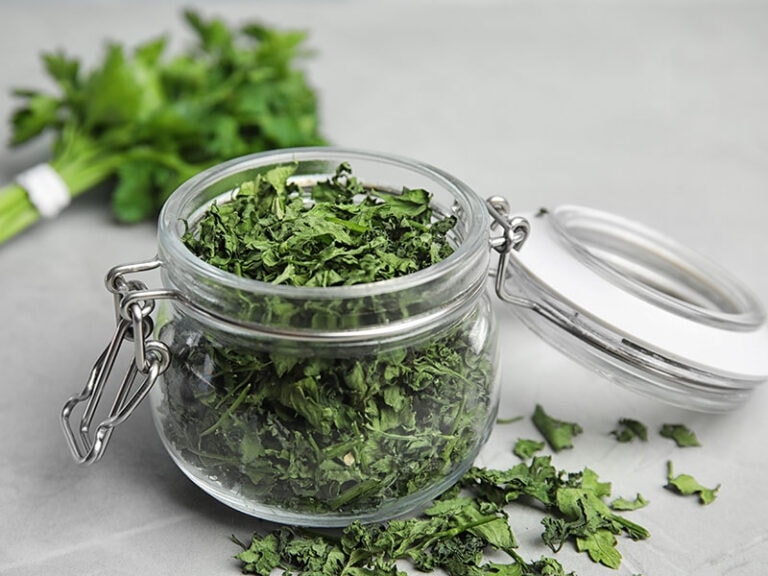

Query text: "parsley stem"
[331, 479, 382, 509]
[0, 184, 39, 244]
[496, 416, 524, 425]
[200, 383, 251, 437]
[364, 425, 453, 442]
[0, 144, 124, 244]
[419, 514, 501, 550]
[0, 182, 27, 212]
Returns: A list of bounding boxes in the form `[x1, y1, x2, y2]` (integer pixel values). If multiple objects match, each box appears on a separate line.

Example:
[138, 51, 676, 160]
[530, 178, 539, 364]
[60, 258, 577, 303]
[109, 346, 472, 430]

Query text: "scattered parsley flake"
[235, 455, 649, 574]
[513, 438, 546, 460]
[576, 529, 622, 570]
[665, 461, 720, 505]
[610, 493, 649, 511]
[467, 457, 649, 569]
[496, 416, 524, 425]
[660, 424, 701, 447]
[531, 404, 583, 452]
[611, 418, 648, 443]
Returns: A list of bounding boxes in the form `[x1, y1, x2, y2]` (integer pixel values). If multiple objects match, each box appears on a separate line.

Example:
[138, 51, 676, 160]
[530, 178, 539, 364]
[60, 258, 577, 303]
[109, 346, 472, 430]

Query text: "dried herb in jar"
[155, 162, 496, 515]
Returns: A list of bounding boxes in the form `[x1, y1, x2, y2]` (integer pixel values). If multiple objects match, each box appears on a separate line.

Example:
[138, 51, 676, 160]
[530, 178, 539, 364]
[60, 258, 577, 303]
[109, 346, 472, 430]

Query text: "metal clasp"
[486, 196, 535, 308]
[61, 259, 173, 464]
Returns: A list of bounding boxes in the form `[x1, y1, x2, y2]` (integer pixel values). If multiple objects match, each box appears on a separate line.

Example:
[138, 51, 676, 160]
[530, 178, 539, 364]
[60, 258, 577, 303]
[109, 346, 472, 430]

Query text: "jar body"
[147, 148, 498, 526]
[149, 291, 498, 525]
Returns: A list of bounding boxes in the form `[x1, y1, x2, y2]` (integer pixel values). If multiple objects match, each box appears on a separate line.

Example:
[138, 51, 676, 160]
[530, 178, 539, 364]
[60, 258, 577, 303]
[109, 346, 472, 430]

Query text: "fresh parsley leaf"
[665, 461, 720, 505]
[611, 418, 648, 443]
[660, 424, 701, 447]
[513, 438, 546, 460]
[531, 404, 582, 452]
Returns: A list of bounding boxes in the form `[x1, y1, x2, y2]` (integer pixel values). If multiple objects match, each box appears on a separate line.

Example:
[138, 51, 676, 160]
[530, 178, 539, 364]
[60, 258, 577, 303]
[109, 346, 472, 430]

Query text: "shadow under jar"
[149, 148, 499, 526]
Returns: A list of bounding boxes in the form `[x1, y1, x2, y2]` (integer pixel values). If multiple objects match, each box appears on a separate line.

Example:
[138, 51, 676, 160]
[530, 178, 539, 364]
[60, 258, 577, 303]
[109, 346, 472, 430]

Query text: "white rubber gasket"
[16, 163, 71, 218]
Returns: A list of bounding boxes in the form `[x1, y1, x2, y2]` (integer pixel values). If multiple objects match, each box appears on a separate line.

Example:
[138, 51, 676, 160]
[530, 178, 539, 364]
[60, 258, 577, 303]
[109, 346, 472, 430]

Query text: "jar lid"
[501, 205, 768, 412]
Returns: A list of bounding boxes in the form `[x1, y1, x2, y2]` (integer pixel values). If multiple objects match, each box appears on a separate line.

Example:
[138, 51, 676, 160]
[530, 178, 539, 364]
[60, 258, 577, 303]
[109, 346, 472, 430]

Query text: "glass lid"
[496, 204, 768, 413]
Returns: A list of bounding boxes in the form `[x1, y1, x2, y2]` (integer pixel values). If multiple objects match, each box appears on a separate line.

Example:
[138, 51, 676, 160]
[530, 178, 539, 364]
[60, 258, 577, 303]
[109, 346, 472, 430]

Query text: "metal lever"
[485, 196, 535, 308]
[61, 260, 171, 464]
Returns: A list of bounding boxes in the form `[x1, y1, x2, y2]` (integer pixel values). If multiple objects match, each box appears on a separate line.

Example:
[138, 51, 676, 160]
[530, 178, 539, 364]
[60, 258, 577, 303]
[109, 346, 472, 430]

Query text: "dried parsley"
[531, 404, 583, 452]
[181, 162, 456, 286]
[610, 493, 649, 511]
[513, 438, 546, 460]
[611, 418, 648, 443]
[233, 455, 651, 574]
[155, 162, 496, 517]
[665, 461, 720, 505]
[660, 423, 701, 447]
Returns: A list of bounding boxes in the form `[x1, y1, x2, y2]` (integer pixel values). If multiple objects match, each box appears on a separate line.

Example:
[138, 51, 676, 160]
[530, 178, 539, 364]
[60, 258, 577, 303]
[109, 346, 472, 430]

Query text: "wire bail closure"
[60, 259, 172, 464]
[486, 196, 532, 307]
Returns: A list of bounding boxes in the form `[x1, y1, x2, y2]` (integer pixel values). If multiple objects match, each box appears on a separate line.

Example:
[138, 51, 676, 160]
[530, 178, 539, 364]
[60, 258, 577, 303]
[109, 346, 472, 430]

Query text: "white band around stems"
[16, 163, 71, 219]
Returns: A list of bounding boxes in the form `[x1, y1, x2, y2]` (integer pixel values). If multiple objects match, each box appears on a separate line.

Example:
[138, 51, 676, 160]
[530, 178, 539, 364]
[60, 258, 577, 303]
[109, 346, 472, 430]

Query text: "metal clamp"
[61, 259, 173, 464]
[486, 196, 534, 308]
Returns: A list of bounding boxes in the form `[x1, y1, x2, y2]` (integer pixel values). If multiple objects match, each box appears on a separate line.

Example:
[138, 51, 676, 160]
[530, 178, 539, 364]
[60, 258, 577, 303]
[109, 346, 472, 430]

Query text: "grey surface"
[1, 1, 768, 575]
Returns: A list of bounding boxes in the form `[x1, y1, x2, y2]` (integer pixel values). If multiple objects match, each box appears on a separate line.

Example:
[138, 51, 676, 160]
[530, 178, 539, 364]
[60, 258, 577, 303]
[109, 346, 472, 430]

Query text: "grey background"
[1, 1, 767, 575]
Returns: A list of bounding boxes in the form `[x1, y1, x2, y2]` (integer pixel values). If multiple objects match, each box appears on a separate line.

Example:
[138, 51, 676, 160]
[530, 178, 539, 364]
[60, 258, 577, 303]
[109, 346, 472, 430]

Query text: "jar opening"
[157, 148, 490, 338]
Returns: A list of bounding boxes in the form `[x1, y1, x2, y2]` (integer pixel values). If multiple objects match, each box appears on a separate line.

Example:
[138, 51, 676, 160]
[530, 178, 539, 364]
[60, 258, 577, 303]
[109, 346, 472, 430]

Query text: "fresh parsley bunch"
[0, 9, 325, 244]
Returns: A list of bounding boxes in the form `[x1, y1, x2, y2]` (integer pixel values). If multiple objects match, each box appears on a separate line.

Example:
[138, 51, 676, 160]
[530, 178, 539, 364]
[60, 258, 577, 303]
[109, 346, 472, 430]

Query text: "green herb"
[496, 416, 524, 425]
[610, 493, 649, 511]
[158, 163, 494, 516]
[660, 424, 701, 447]
[1, 9, 325, 244]
[574, 529, 621, 570]
[234, 455, 651, 574]
[531, 404, 583, 452]
[464, 459, 648, 569]
[513, 438, 546, 460]
[665, 461, 720, 505]
[611, 418, 648, 443]
[181, 162, 455, 285]
[234, 512, 569, 576]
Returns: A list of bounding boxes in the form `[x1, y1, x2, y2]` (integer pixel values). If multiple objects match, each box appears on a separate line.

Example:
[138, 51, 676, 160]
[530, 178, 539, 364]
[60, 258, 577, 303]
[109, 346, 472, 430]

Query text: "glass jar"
[151, 149, 497, 526]
[61, 147, 768, 527]
[65, 148, 500, 526]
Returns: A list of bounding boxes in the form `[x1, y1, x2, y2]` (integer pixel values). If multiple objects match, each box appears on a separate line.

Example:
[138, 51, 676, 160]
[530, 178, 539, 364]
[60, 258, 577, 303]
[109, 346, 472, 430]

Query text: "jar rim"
[158, 147, 489, 300]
